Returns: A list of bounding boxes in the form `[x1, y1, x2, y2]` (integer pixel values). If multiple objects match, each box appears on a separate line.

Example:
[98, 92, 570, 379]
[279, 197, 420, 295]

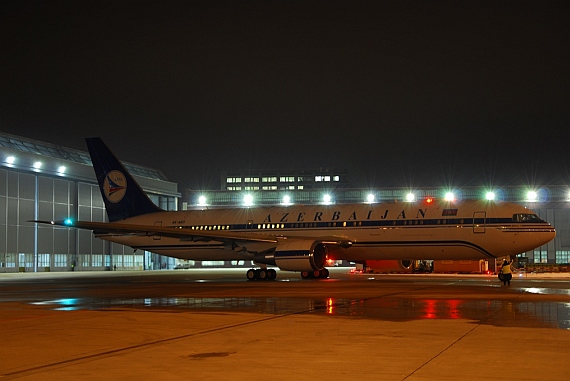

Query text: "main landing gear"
[246, 268, 277, 281]
[301, 268, 330, 279]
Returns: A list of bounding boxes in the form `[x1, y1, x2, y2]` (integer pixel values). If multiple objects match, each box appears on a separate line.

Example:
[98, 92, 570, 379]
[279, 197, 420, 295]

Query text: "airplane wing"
[30, 220, 353, 247]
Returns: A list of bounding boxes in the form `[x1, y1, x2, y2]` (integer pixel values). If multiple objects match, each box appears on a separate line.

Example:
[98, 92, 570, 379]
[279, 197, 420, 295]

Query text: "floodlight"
[526, 191, 538, 202]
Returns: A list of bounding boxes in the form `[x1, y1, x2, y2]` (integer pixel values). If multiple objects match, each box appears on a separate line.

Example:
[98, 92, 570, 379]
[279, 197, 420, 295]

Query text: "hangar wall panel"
[0, 169, 5, 196]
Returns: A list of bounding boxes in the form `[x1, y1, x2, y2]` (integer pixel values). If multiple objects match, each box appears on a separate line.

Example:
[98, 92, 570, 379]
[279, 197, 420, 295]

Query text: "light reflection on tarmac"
[1, 269, 568, 329]
[31, 294, 570, 329]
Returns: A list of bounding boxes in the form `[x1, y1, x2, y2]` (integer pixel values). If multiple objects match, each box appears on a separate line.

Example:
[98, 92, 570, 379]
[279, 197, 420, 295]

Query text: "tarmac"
[1, 268, 569, 380]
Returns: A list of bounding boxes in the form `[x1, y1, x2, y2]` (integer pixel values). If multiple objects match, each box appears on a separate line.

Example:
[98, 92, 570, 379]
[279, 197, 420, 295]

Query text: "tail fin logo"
[103, 170, 127, 203]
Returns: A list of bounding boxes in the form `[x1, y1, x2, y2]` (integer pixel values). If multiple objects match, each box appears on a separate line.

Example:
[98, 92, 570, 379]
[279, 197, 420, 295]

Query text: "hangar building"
[0, 132, 179, 273]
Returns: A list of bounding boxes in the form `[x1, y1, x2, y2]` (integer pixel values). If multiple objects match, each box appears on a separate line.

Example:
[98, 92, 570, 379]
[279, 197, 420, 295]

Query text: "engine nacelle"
[254, 240, 327, 272]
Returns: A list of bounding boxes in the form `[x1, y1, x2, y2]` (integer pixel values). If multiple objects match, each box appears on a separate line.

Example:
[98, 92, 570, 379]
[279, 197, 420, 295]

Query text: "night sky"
[1, 1, 568, 191]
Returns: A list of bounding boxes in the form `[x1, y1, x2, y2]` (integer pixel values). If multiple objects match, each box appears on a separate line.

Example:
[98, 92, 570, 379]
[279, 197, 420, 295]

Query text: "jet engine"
[254, 240, 327, 272]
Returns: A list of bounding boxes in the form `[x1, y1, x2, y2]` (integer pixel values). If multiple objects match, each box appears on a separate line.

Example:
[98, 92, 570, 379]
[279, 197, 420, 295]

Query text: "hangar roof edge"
[0, 132, 168, 181]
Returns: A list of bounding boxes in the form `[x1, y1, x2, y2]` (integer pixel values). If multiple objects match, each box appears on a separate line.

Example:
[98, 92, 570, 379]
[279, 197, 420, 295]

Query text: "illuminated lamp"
[323, 194, 332, 204]
[485, 192, 495, 201]
[526, 191, 538, 202]
[444, 192, 455, 202]
[425, 197, 434, 204]
[282, 195, 291, 205]
[57, 166, 66, 174]
[406, 193, 415, 202]
[243, 194, 253, 206]
[33, 161, 42, 169]
[366, 194, 375, 203]
[64, 218, 73, 226]
[198, 196, 207, 206]
[6, 156, 15, 164]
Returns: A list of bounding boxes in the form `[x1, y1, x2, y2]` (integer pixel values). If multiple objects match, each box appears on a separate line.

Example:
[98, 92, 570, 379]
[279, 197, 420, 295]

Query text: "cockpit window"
[512, 214, 543, 223]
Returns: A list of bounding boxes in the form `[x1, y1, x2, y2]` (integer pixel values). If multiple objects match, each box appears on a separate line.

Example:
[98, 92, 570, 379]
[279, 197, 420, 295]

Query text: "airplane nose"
[540, 227, 556, 246]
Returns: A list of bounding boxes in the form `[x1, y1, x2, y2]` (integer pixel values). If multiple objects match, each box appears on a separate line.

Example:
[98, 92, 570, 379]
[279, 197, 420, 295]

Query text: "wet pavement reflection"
[32, 295, 570, 329]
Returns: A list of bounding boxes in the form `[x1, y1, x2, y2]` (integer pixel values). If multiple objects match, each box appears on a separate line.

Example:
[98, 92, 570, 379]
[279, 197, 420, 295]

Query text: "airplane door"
[154, 221, 162, 240]
[473, 212, 486, 233]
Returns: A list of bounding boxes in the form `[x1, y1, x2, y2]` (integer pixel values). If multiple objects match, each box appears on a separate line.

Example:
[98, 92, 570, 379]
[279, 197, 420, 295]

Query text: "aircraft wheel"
[268, 269, 277, 280]
[301, 271, 310, 279]
[258, 269, 267, 280]
[246, 269, 256, 281]
[321, 268, 330, 278]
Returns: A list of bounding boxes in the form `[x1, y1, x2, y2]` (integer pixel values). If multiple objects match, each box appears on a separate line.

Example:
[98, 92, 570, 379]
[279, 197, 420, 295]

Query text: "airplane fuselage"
[96, 199, 555, 263]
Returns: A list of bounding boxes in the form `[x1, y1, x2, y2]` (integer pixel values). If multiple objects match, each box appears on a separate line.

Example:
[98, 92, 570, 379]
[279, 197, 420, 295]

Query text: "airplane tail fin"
[86, 137, 163, 222]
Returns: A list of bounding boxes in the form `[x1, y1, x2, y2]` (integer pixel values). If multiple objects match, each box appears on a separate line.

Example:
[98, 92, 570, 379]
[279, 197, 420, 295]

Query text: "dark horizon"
[1, 1, 569, 190]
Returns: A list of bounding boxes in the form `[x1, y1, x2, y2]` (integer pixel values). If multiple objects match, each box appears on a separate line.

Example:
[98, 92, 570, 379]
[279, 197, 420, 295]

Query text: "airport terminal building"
[1, 132, 569, 273]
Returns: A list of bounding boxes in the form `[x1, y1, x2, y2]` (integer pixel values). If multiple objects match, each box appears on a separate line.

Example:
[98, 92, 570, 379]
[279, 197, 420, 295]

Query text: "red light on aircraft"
[425, 198, 434, 204]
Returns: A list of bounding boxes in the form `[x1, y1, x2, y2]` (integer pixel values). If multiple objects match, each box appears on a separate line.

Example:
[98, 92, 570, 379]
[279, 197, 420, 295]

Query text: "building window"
[245, 177, 260, 183]
[280, 176, 295, 182]
[333, 176, 340, 181]
[226, 177, 242, 183]
[203, 261, 225, 266]
[533, 250, 547, 263]
[38, 254, 50, 267]
[557, 251, 569, 264]
[262, 177, 277, 182]
[5, 254, 16, 268]
[92, 255, 103, 267]
[19, 254, 33, 268]
[315, 176, 322, 182]
[124, 255, 134, 268]
[55, 254, 67, 267]
[135, 255, 144, 268]
[113, 255, 122, 268]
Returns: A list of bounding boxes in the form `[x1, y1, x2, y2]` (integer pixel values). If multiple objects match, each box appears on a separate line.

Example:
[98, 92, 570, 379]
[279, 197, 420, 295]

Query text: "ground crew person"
[501, 260, 513, 286]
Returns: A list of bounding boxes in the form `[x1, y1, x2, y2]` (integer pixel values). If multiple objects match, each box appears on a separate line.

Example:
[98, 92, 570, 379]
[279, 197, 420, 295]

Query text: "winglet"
[86, 138, 162, 222]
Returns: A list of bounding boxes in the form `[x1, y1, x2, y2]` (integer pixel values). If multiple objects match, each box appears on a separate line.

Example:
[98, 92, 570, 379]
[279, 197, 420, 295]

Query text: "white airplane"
[33, 138, 556, 280]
